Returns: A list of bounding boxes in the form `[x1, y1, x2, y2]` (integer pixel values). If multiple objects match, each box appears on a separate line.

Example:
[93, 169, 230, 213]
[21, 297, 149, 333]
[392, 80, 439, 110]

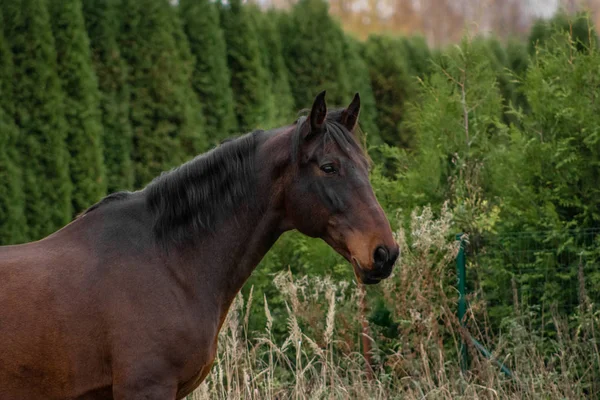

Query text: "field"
[1, 1, 599, 398]
[191, 207, 600, 399]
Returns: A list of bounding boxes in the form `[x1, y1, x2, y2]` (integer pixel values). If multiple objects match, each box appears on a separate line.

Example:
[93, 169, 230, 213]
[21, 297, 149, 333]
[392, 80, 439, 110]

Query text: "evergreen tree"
[120, 0, 206, 187]
[281, 0, 350, 109]
[504, 33, 600, 229]
[528, 11, 598, 54]
[0, 109, 23, 245]
[250, 7, 294, 126]
[50, 0, 105, 215]
[403, 37, 506, 220]
[471, 37, 518, 125]
[82, 0, 134, 193]
[220, 0, 271, 132]
[0, 10, 26, 244]
[487, 32, 600, 325]
[166, 3, 208, 156]
[362, 35, 416, 148]
[505, 38, 530, 114]
[401, 36, 433, 78]
[180, 0, 237, 143]
[3, 0, 71, 240]
[342, 36, 378, 141]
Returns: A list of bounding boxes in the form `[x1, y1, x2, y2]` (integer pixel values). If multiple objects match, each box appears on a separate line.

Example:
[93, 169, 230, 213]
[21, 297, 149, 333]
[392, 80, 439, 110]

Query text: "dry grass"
[190, 204, 600, 399]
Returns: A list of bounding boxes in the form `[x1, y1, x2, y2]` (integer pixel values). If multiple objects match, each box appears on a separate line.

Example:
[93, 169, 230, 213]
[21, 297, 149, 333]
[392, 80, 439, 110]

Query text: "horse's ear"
[309, 90, 327, 135]
[340, 92, 361, 132]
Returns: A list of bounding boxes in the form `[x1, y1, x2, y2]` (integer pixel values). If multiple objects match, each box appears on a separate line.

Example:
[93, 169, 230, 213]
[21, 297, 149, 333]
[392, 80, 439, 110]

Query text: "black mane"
[145, 130, 262, 245]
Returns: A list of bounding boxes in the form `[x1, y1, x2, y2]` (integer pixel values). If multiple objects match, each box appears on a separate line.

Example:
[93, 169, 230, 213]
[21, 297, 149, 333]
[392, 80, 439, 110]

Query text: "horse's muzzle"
[352, 244, 398, 285]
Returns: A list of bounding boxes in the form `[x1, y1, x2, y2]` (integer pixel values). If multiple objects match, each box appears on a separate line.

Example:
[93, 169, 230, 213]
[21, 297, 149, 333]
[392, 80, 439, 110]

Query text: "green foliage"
[459, 30, 600, 345]
[82, 0, 134, 193]
[0, 108, 23, 245]
[50, 0, 106, 215]
[506, 39, 529, 74]
[471, 37, 519, 125]
[0, 13, 26, 245]
[528, 11, 598, 54]
[220, 0, 271, 132]
[474, 229, 600, 338]
[362, 35, 417, 148]
[281, 0, 350, 109]
[403, 37, 506, 234]
[251, 8, 295, 127]
[400, 35, 433, 78]
[342, 36, 378, 140]
[165, 2, 208, 157]
[180, 0, 237, 144]
[3, 0, 72, 240]
[120, 0, 205, 187]
[505, 38, 530, 114]
[499, 32, 600, 230]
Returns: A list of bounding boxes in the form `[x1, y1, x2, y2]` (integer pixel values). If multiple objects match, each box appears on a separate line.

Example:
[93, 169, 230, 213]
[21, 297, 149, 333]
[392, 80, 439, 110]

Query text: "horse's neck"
[220, 207, 283, 297]
[171, 190, 283, 322]
[172, 129, 291, 316]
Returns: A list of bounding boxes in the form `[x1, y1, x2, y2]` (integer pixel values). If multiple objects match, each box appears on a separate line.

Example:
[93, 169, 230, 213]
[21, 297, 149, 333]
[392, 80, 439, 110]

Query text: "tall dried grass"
[190, 204, 599, 399]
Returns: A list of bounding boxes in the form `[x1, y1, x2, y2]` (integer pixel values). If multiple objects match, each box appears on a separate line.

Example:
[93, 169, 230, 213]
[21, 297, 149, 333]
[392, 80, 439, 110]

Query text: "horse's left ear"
[340, 92, 361, 132]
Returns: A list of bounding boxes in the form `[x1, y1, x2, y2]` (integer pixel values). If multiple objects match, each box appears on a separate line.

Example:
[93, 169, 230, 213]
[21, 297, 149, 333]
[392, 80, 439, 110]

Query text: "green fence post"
[456, 233, 469, 373]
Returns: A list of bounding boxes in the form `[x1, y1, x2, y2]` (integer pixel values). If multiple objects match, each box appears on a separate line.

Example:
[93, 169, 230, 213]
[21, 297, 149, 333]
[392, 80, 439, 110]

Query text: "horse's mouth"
[351, 257, 382, 285]
[327, 238, 387, 285]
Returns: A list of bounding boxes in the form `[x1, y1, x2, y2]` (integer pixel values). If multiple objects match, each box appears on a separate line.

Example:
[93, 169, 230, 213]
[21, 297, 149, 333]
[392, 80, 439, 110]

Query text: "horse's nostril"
[374, 246, 388, 267]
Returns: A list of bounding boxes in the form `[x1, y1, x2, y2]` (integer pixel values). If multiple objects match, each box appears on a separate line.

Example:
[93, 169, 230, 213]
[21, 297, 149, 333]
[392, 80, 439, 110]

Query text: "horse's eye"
[320, 164, 337, 174]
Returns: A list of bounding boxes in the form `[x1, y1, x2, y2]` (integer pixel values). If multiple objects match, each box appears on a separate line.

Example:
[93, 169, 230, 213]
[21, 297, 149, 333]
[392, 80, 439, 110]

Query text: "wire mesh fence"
[457, 228, 600, 395]
[466, 228, 600, 333]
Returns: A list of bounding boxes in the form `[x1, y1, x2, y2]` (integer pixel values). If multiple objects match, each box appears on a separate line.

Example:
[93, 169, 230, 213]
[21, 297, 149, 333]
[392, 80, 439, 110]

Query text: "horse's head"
[283, 91, 399, 284]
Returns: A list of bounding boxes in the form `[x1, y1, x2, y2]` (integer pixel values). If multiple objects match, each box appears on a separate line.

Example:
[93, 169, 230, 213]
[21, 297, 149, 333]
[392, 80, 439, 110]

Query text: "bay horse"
[0, 91, 399, 399]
